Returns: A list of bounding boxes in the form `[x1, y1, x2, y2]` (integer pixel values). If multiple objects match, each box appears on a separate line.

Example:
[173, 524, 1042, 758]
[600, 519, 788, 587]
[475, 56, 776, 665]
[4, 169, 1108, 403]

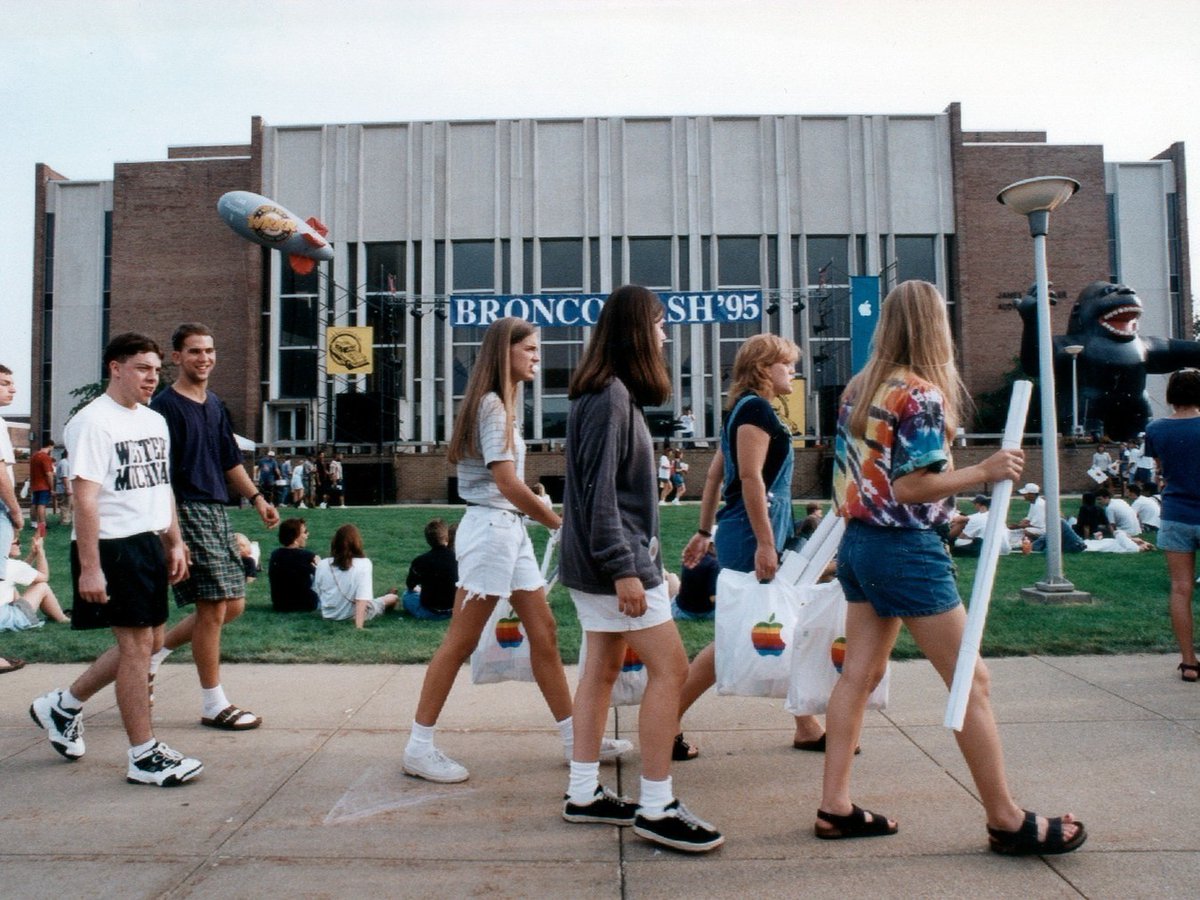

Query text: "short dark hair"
[424, 518, 449, 548]
[279, 517, 306, 546]
[1095, 487, 1112, 500]
[172, 322, 213, 351]
[0, 364, 11, 375]
[103, 332, 162, 368]
[1166, 368, 1200, 408]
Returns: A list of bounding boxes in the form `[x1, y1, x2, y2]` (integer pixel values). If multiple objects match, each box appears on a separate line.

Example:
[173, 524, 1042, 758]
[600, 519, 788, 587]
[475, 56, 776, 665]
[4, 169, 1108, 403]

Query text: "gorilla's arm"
[1017, 294, 1042, 375]
[1144, 337, 1200, 374]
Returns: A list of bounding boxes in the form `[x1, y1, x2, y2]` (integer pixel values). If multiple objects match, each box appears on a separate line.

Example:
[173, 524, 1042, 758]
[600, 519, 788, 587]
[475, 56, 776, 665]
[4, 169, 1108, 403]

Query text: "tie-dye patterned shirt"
[833, 373, 954, 529]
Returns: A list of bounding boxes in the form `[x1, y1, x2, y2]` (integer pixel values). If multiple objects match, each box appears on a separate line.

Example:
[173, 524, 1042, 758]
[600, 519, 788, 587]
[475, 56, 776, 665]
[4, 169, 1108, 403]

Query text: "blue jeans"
[402, 590, 451, 620]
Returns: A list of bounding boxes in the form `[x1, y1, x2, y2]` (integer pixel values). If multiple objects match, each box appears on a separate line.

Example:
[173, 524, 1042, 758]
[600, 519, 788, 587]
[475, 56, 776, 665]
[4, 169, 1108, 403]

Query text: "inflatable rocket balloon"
[216, 191, 334, 275]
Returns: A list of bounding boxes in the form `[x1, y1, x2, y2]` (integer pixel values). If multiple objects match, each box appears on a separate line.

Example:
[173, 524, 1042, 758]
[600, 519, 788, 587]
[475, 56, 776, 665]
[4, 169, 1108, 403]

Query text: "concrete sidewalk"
[2, 654, 1197, 898]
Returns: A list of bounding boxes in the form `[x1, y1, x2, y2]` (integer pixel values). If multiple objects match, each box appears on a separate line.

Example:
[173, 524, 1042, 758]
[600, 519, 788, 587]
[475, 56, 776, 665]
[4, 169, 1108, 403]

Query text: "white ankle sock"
[639, 776, 673, 816]
[557, 715, 574, 752]
[201, 685, 229, 718]
[130, 738, 156, 758]
[406, 721, 436, 756]
[149, 647, 172, 674]
[567, 760, 600, 805]
[60, 688, 83, 711]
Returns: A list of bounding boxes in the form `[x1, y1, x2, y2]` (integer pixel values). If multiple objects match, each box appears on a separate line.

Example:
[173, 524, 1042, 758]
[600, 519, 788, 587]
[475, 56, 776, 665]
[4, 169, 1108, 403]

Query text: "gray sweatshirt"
[560, 378, 662, 594]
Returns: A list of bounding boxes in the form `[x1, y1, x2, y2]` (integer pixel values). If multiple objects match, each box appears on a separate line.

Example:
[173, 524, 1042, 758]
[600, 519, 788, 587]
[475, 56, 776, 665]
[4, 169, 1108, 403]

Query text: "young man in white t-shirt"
[0, 364, 23, 580]
[29, 333, 202, 787]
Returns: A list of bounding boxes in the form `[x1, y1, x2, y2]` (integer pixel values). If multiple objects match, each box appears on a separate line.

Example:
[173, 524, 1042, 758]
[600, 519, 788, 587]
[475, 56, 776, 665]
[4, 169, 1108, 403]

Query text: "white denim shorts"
[569, 580, 672, 633]
[456, 505, 544, 602]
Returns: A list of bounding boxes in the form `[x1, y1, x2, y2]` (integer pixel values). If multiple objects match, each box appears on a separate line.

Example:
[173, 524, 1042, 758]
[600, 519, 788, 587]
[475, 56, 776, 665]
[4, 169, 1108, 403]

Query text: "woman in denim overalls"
[673, 335, 824, 760]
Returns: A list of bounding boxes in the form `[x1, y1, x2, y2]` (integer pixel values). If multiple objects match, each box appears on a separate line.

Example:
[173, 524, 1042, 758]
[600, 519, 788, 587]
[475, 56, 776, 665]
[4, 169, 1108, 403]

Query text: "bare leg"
[905, 607, 1082, 840]
[24, 583, 68, 622]
[571, 632, 624, 763]
[110, 626, 156, 745]
[1164, 551, 1198, 667]
[164, 598, 244, 689]
[623, 622, 689, 780]
[413, 588, 497, 726]
[509, 588, 573, 721]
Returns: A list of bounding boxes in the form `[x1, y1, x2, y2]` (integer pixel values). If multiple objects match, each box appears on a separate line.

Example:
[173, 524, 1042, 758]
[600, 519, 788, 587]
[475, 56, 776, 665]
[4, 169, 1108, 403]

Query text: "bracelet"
[696, 528, 712, 538]
[250, 492, 264, 504]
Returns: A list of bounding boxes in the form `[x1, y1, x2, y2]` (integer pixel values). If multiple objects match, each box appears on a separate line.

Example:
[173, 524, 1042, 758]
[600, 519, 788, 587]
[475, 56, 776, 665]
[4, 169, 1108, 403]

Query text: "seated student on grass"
[0, 533, 69, 631]
[671, 534, 719, 621]
[948, 494, 992, 558]
[1073, 491, 1111, 540]
[1097, 487, 1142, 537]
[268, 517, 319, 612]
[1128, 481, 1161, 533]
[402, 518, 457, 621]
[314, 523, 398, 628]
[233, 532, 260, 583]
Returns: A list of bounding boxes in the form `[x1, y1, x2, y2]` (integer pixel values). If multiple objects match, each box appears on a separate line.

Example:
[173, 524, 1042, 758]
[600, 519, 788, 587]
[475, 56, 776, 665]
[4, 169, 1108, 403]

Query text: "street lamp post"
[1065, 344, 1084, 437]
[997, 177, 1090, 602]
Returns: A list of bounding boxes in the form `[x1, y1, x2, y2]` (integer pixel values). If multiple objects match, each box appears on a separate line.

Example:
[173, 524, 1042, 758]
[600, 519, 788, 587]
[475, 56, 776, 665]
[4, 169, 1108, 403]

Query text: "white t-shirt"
[0, 414, 13, 485]
[963, 510, 989, 540]
[1024, 496, 1046, 535]
[63, 393, 173, 540]
[658, 455, 672, 480]
[456, 392, 522, 511]
[314, 556, 374, 620]
[1131, 495, 1161, 529]
[1105, 497, 1141, 535]
[0, 558, 38, 606]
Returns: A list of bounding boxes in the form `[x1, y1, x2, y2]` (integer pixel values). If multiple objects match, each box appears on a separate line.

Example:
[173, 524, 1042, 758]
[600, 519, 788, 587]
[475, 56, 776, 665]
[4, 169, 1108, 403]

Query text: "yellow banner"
[771, 376, 806, 445]
[326, 327, 374, 374]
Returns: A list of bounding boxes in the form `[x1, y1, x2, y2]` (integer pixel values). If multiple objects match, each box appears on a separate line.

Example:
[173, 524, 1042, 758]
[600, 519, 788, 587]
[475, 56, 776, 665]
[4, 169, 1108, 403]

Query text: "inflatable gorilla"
[1017, 281, 1200, 441]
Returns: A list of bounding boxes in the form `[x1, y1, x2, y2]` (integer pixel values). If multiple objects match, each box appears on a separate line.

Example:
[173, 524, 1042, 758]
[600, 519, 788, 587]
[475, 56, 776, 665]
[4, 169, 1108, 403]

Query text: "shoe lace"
[671, 801, 713, 832]
[151, 743, 184, 764]
[62, 712, 84, 741]
[599, 786, 633, 805]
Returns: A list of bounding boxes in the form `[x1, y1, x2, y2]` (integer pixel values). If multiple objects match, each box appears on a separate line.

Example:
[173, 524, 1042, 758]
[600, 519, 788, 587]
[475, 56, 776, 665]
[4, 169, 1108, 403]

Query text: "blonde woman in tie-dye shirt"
[817, 280, 1086, 857]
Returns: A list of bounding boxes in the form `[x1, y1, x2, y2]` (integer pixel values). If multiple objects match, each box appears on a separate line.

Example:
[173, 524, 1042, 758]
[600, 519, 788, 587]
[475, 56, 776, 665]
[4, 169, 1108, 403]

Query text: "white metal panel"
[359, 124, 410, 239]
[622, 119, 675, 236]
[272, 128, 325, 228]
[885, 118, 950, 233]
[799, 118, 853, 233]
[710, 117, 765, 236]
[1111, 162, 1173, 338]
[534, 120, 586, 237]
[447, 122, 497, 238]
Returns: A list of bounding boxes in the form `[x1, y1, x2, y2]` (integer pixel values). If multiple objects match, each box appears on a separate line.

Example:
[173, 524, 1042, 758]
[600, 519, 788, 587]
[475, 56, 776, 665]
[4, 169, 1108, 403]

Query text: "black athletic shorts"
[70, 532, 169, 630]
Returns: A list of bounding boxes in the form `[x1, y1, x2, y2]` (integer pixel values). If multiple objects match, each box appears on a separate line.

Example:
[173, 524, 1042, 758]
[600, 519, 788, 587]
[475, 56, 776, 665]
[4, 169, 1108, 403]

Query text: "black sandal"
[814, 804, 897, 840]
[987, 809, 1087, 856]
[672, 733, 699, 761]
[1178, 662, 1199, 683]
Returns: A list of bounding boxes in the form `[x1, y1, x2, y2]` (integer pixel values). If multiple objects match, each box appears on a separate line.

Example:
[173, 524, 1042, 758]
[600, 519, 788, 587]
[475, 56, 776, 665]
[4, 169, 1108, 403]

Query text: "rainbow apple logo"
[622, 646, 644, 673]
[751, 614, 786, 657]
[496, 613, 524, 649]
[830, 637, 846, 673]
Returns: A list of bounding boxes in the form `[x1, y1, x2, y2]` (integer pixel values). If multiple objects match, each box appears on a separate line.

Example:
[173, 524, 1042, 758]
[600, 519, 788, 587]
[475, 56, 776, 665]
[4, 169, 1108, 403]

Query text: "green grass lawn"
[2, 503, 1181, 664]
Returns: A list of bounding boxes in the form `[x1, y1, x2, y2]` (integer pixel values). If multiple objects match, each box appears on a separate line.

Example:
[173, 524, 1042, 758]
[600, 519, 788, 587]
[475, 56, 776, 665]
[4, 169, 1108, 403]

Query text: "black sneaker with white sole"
[562, 785, 638, 826]
[633, 799, 724, 852]
[126, 741, 203, 786]
[29, 689, 85, 760]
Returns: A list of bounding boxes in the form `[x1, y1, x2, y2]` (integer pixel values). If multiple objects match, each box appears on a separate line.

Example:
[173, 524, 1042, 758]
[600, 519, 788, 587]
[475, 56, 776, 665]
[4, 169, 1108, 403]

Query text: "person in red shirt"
[28, 441, 56, 532]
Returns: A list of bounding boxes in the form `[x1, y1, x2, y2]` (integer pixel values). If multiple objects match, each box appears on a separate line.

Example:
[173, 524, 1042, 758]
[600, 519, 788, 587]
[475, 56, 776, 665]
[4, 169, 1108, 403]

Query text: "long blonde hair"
[725, 334, 800, 409]
[448, 317, 535, 464]
[843, 280, 965, 439]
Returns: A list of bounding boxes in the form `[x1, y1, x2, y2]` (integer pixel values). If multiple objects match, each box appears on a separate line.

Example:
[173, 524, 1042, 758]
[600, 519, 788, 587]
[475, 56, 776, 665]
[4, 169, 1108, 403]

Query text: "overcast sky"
[3, 0, 1197, 417]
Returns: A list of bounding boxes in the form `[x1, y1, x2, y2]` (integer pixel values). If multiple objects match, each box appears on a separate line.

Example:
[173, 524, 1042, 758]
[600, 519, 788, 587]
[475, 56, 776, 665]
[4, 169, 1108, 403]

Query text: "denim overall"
[714, 393, 794, 572]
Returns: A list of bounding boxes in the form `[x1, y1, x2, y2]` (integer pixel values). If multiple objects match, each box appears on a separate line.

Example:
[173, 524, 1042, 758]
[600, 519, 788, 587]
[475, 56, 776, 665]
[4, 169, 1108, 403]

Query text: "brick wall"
[948, 104, 1110, 407]
[108, 155, 264, 436]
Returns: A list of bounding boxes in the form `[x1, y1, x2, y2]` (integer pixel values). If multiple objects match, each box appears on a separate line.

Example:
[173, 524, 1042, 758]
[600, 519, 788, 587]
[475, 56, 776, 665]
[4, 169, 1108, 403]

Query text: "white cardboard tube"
[944, 380, 1033, 731]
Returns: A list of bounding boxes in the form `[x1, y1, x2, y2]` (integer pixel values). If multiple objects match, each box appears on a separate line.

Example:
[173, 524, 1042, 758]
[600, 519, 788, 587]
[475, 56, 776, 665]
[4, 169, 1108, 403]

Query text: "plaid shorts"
[173, 501, 246, 605]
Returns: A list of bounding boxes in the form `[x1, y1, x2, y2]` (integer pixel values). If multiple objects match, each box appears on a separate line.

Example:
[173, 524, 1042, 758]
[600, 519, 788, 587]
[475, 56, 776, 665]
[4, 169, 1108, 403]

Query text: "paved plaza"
[2, 654, 1198, 898]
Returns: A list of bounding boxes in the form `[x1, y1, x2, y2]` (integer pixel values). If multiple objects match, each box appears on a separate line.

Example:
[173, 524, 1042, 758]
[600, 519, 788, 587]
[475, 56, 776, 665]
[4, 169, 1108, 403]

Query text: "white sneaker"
[127, 741, 203, 786]
[319, 502, 327, 509]
[671, 498, 681, 505]
[565, 736, 635, 763]
[29, 690, 85, 760]
[403, 746, 469, 783]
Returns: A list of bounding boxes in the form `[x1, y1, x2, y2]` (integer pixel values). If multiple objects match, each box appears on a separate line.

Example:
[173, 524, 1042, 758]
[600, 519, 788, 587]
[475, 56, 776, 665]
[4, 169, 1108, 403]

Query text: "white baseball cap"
[1019, 483, 1040, 494]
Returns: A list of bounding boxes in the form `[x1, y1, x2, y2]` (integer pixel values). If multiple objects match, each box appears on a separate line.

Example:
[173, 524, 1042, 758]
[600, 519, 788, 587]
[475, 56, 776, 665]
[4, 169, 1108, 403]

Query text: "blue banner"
[850, 276, 881, 374]
[451, 292, 762, 328]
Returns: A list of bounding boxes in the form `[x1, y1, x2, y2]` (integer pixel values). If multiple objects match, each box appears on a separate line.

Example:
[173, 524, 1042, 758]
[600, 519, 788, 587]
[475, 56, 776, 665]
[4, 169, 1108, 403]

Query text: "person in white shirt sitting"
[1128, 482, 1161, 533]
[1010, 483, 1046, 540]
[949, 494, 994, 557]
[313, 524, 398, 629]
[0, 533, 69, 631]
[1096, 487, 1142, 537]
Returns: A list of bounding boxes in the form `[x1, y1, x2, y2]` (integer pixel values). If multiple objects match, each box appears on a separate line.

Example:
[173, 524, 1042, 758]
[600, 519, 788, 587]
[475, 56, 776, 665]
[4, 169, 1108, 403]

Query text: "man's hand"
[166, 543, 189, 585]
[78, 566, 108, 604]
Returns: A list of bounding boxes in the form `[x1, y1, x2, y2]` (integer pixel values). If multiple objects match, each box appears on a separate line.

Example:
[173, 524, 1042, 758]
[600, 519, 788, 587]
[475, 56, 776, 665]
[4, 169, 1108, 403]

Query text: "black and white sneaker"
[562, 785, 638, 826]
[29, 690, 85, 760]
[634, 799, 724, 852]
[126, 741, 203, 786]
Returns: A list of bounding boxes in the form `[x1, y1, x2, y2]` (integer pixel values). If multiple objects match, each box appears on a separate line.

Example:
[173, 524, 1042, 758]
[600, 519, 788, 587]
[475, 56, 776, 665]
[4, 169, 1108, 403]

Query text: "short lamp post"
[1065, 344, 1085, 437]
[998, 176, 1090, 602]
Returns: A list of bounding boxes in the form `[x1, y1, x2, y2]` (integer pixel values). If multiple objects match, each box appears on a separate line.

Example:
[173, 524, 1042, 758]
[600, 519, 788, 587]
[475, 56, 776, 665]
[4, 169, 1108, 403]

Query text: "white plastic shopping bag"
[577, 633, 648, 707]
[785, 580, 889, 715]
[714, 569, 803, 698]
[470, 600, 534, 684]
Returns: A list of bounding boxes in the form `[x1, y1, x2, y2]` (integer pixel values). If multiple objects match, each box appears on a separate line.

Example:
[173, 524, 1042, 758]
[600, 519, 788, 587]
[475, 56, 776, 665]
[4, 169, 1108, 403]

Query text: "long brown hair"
[842, 280, 965, 439]
[568, 285, 671, 406]
[725, 333, 800, 409]
[448, 317, 536, 464]
[330, 523, 365, 571]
